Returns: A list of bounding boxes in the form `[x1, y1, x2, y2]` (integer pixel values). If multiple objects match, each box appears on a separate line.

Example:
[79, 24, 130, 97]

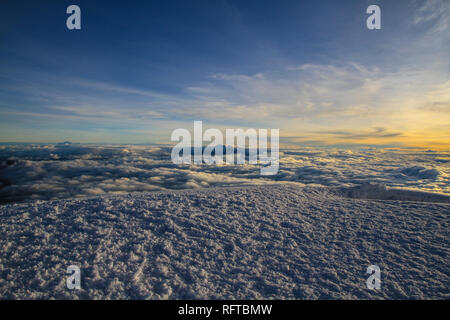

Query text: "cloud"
[315, 127, 403, 140]
[422, 102, 450, 114]
[399, 166, 440, 180]
[413, 0, 449, 31]
[0, 143, 448, 204]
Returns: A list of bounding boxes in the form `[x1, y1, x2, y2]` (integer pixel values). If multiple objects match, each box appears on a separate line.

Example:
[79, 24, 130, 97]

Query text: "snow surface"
[0, 185, 448, 299]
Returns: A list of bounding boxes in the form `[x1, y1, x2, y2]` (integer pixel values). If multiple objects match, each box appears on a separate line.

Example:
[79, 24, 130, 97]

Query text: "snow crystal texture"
[0, 185, 448, 299]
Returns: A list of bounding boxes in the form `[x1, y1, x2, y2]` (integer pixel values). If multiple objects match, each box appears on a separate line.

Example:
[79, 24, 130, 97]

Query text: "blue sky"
[0, 0, 448, 148]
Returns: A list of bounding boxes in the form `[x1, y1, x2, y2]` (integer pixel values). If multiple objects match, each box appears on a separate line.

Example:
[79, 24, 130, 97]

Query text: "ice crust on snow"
[0, 185, 448, 299]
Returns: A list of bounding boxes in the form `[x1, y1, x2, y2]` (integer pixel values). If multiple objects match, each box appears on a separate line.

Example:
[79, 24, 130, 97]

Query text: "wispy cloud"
[0, 0, 448, 148]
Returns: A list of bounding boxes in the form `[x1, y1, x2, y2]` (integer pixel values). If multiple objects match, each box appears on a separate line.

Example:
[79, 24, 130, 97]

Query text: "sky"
[0, 0, 449, 149]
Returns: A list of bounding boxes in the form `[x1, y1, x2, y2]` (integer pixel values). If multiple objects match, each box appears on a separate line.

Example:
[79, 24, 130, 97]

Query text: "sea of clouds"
[0, 143, 448, 204]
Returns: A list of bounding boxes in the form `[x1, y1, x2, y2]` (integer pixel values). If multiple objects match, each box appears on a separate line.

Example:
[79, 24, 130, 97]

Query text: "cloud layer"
[0, 143, 448, 203]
